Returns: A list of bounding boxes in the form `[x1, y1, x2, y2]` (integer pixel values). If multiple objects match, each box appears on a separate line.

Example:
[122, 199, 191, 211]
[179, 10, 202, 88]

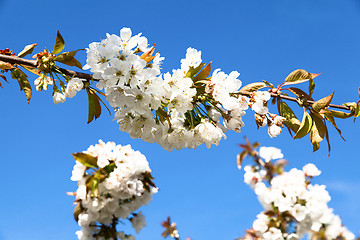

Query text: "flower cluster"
[29, 27, 287, 150]
[30, 46, 85, 104]
[251, 91, 285, 138]
[34, 74, 85, 104]
[82, 27, 285, 151]
[53, 77, 84, 104]
[70, 140, 157, 240]
[240, 147, 355, 240]
[34, 74, 53, 91]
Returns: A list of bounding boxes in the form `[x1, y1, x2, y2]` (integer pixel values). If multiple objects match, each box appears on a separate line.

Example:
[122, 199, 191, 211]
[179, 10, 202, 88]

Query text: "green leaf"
[262, 80, 274, 88]
[91, 178, 99, 197]
[283, 79, 309, 86]
[294, 111, 312, 139]
[86, 88, 102, 124]
[312, 141, 320, 152]
[236, 151, 248, 169]
[156, 107, 168, 124]
[310, 112, 326, 144]
[284, 69, 312, 84]
[309, 78, 315, 97]
[52, 31, 65, 54]
[93, 163, 116, 187]
[325, 126, 331, 156]
[103, 162, 116, 174]
[240, 82, 267, 92]
[54, 50, 83, 69]
[72, 152, 98, 168]
[0, 74, 8, 87]
[0, 61, 14, 70]
[323, 110, 345, 141]
[85, 175, 97, 196]
[330, 109, 353, 119]
[91, 165, 117, 197]
[354, 104, 360, 118]
[193, 62, 211, 82]
[310, 123, 322, 152]
[288, 87, 313, 101]
[308, 73, 321, 97]
[20, 65, 42, 76]
[73, 203, 82, 222]
[312, 92, 334, 112]
[185, 63, 206, 79]
[17, 43, 37, 58]
[11, 68, 32, 103]
[95, 92, 112, 115]
[279, 101, 301, 133]
[0, 74, 7, 82]
[87, 92, 96, 124]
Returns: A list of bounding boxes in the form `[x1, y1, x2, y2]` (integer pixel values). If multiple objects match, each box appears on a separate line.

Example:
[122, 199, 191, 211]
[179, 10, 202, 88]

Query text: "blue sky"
[1, 0, 360, 239]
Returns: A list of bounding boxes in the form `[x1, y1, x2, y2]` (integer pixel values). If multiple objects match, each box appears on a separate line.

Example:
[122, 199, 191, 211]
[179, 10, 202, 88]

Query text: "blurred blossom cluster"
[239, 146, 355, 240]
[70, 140, 157, 240]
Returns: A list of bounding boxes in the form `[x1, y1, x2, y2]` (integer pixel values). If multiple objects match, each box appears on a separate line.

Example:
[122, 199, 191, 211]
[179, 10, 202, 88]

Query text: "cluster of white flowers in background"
[80, 27, 284, 151]
[241, 147, 355, 240]
[70, 140, 157, 240]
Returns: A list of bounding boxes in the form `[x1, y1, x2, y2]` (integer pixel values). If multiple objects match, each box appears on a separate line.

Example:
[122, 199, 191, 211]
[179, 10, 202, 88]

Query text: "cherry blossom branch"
[0, 54, 351, 111]
[238, 90, 351, 111]
[0, 54, 94, 81]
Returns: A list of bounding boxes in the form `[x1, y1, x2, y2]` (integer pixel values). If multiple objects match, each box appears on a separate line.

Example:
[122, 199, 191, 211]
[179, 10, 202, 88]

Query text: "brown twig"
[272, 93, 350, 111]
[0, 54, 95, 81]
[238, 91, 351, 111]
[0, 54, 352, 111]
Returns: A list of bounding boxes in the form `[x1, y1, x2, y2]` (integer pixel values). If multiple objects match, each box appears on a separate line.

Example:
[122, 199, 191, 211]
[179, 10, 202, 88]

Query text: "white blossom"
[180, 47, 202, 71]
[71, 162, 86, 181]
[263, 227, 284, 240]
[53, 91, 66, 104]
[253, 213, 269, 233]
[251, 91, 270, 115]
[259, 146, 283, 162]
[34, 76, 53, 91]
[71, 140, 156, 239]
[130, 211, 147, 233]
[83, 27, 286, 151]
[303, 163, 321, 177]
[244, 147, 355, 240]
[65, 77, 84, 98]
[268, 124, 282, 138]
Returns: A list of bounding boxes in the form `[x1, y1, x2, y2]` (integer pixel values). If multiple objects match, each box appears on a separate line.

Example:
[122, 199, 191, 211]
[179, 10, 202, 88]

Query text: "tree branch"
[238, 91, 351, 111]
[269, 92, 351, 111]
[0, 54, 94, 81]
[0, 54, 352, 111]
